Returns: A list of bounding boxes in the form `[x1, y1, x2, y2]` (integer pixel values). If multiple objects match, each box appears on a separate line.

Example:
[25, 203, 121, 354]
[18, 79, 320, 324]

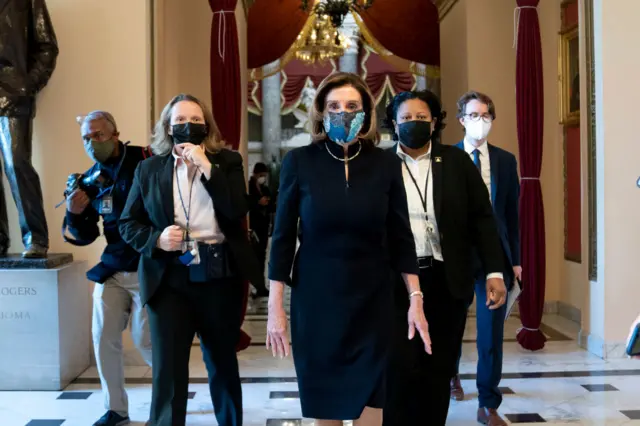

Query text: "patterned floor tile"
[505, 413, 546, 423]
[56, 391, 93, 400]
[581, 384, 619, 392]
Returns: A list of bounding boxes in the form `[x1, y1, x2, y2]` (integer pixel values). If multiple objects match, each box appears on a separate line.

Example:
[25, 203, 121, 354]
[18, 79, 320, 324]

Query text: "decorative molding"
[557, 301, 582, 324]
[584, 0, 598, 281]
[578, 330, 629, 360]
[434, 0, 459, 22]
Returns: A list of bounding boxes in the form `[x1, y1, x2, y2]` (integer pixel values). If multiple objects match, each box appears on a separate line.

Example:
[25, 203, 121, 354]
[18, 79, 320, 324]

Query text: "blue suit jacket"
[455, 141, 520, 284]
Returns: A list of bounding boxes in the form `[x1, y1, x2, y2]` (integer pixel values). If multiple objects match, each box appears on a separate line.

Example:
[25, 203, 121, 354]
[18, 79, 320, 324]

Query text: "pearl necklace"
[325, 141, 362, 162]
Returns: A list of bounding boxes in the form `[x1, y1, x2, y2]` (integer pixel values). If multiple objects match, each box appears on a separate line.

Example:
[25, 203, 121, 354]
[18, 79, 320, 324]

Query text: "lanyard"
[402, 157, 432, 214]
[97, 142, 128, 199]
[175, 165, 197, 236]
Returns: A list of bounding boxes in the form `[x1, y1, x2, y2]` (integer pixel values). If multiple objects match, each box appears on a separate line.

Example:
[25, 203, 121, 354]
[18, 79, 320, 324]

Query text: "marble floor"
[3, 313, 640, 426]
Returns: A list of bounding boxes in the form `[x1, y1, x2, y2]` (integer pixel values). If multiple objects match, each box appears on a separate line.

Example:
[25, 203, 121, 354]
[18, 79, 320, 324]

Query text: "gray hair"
[77, 110, 118, 134]
[151, 93, 224, 156]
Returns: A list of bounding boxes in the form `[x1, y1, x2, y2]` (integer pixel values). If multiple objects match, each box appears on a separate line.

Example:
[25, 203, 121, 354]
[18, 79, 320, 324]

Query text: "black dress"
[268, 140, 418, 420]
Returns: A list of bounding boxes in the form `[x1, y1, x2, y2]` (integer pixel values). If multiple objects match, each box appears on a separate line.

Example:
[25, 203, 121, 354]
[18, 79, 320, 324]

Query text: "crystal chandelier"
[301, 0, 374, 28]
[293, 13, 350, 65]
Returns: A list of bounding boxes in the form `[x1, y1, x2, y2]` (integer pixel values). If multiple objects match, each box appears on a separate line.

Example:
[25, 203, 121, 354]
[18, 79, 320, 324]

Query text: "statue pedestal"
[0, 256, 91, 390]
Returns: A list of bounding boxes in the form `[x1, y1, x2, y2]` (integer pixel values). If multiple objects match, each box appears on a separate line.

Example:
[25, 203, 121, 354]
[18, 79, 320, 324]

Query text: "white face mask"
[257, 176, 267, 185]
[465, 120, 492, 141]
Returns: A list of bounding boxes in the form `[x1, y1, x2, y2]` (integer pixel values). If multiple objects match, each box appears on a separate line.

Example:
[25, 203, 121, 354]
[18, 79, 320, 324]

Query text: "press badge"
[99, 195, 113, 215]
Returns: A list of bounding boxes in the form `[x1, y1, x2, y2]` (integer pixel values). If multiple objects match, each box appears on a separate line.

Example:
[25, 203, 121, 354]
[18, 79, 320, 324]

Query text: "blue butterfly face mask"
[323, 111, 366, 144]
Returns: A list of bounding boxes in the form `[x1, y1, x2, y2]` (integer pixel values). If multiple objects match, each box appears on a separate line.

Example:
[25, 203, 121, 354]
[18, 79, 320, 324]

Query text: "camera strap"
[61, 215, 93, 246]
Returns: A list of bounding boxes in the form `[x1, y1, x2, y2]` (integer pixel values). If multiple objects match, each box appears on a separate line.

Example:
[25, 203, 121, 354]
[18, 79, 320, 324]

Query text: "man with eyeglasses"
[64, 111, 153, 426]
[451, 91, 521, 426]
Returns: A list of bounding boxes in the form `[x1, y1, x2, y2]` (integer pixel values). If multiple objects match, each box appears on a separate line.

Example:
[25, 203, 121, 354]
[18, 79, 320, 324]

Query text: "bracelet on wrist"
[409, 290, 424, 300]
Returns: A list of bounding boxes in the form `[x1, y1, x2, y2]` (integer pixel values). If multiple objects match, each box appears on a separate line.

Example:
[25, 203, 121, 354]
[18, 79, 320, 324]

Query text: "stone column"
[579, 0, 640, 358]
[261, 60, 282, 164]
[339, 13, 360, 74]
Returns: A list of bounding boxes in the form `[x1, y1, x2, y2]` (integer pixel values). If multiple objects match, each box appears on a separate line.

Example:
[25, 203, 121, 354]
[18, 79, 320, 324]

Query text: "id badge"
[181, 239, 200, 265]
[425, 220, 435, 234]
[425, 221, 443, 259]
[99, 195, 113, 215]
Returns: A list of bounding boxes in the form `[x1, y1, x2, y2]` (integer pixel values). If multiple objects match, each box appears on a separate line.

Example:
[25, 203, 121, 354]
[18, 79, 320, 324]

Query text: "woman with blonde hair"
[120, 93, 262, 426]
[266, 73, 431, 426]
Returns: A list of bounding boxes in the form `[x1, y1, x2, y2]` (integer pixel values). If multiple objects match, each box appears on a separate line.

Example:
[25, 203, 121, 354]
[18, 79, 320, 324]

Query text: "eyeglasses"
[464, 113, 493, 123]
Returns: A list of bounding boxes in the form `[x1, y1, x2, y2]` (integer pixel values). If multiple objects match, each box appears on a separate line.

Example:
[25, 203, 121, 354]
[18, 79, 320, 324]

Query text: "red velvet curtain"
[209, 0, 251, 351]
[210, 0, 241, 149]
[282, 60, 334, 112]
[248, 0, 309, 69]
[515, 0, 547, 351]
[248, 60, 335, 114]
[361, 50, 415, 102]
[359, 0, 439, 65]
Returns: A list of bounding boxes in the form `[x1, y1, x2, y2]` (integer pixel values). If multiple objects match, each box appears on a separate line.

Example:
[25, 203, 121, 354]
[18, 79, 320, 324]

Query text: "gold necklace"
[325, 142, 362, 162]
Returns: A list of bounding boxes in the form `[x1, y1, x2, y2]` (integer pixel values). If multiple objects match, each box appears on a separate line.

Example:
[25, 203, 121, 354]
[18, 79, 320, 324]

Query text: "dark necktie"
[473, 149, 481, 172]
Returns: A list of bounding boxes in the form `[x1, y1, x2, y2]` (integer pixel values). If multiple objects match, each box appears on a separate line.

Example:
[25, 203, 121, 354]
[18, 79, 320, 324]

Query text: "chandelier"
[301, 0, 374, 28]
[293, 14, 350, 64]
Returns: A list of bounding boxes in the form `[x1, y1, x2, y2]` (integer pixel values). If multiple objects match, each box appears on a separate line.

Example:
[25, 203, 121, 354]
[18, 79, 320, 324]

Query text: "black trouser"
[250, 227, 268, 292]
[384, 262, 468, 426]
[0, 116, 48, 248]
[146, 271, 244, 426]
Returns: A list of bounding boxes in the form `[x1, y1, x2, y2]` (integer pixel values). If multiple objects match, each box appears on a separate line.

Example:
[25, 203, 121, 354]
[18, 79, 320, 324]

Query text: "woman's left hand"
[408, 297, 432, 354]
[180, 143, 212, 176]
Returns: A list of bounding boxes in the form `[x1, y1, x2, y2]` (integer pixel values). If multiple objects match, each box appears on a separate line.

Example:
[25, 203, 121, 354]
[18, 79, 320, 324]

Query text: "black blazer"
[454, 141, 520, 278]
[119, 148, 262, 306]
[391, 143, 504, 300]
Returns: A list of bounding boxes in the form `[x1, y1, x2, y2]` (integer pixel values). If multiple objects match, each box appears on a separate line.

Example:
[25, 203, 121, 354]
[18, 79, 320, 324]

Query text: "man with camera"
[64, 111, 153, 426]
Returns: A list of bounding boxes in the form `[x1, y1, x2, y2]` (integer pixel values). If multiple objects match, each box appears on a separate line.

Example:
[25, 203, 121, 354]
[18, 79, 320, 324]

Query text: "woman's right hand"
[266, 282, 290, 358]
[156, 225, 183, 251]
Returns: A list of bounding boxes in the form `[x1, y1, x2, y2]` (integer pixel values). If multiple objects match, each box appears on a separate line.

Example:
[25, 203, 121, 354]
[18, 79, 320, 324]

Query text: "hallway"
[4, 314, 640, 426]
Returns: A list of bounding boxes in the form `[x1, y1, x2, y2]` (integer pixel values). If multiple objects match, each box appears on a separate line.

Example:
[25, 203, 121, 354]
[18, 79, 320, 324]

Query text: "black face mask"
[398, 120, 432, 149]
[171, 122, 208, 145]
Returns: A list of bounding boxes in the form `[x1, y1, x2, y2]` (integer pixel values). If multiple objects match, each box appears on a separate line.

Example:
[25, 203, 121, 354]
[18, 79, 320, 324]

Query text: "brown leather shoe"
[477, 408, 507, 426]
[22, 243, 47, 258]
[450, 375, 465, 401]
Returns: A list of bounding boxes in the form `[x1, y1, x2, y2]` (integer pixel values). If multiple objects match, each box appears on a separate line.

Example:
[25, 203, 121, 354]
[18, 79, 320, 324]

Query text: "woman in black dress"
[266, 73, 431, 425]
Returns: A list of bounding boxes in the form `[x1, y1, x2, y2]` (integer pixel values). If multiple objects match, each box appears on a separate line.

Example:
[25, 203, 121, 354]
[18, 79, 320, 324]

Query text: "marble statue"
[293, 79, 317, 130]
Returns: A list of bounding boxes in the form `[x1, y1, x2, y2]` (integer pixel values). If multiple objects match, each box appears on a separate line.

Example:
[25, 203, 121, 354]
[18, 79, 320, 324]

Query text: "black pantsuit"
[385, 264, 468, 426]
[383, 143, 504, 426]
[120, 149, 262, 426]
[147, 271, 243, 426]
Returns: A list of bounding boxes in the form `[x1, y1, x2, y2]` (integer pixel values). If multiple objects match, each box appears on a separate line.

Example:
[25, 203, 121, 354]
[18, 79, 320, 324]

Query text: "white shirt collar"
[172, 145, 193, 167]
[396, 143, 431, 163]
[463, 138, 489, 157]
